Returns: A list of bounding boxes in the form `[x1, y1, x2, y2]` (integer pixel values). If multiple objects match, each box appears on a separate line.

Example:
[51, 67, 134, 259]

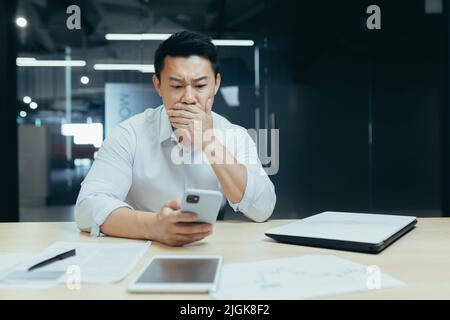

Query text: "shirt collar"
[159, 105, 178, 144]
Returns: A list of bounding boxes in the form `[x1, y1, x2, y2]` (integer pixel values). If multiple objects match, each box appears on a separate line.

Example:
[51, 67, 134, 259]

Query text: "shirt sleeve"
[75, 123, 135, 236]
[225, 127, 277, 222]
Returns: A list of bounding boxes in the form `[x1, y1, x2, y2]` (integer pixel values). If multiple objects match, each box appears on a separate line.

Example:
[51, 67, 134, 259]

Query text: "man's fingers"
[168, 110, 195, 119]
[174, 232, 211, 245]
[164, 199, 181, 210]
[172, 210, 198, 222]
[171, 121, 189, 128]
[169, 117, 191, 125]
[172, 104, 200, 114]
[174, 222, 212, 235]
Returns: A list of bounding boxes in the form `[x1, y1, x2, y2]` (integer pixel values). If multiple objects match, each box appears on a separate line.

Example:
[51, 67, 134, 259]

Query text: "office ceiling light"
[23, 96, 32, 104]
[80, 76, 90, 84]
[93, 64, 154, 73]
[19, 111, 27, 117]
[29, 102, 38, 109]
[140, 65, 155, 73]
[105, 33, 254, 46]
[105, 33, 172, 41]
[16, 58, 86, 67]
[16, 17, 28, 28]
[212, 40, 254, 46]
[17, 57, 36, 63]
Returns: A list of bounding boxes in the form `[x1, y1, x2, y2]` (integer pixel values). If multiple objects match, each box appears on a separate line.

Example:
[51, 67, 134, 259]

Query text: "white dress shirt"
[75, 105, 276, 236]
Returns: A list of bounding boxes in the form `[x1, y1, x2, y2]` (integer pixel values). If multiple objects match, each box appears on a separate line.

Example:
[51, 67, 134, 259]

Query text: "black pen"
[27, 249, 76, 271]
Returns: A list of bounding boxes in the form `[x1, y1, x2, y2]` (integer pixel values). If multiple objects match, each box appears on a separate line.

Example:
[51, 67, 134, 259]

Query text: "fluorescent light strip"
[212, 39, 254, 46]
[16, 57, 36, 63]
[17, 58, 86, 67]
[93, 64, 155, 73]
[105, 33, 171, 41]
[140, 65, 155, 73]
[105, 33, 254, 46]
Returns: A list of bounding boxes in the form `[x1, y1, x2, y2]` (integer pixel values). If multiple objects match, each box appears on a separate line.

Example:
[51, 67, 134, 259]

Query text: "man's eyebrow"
[168, 76, 183, 82]
[167, 76, 208, 82]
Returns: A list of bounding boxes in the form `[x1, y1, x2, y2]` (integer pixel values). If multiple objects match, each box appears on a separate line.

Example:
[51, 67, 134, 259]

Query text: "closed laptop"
[265, 211, 417, 253]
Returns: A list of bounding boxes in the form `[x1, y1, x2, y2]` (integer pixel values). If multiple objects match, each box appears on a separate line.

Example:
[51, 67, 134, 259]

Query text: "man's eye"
[171, 86, 182, 89]
[196, 85, 206, 89]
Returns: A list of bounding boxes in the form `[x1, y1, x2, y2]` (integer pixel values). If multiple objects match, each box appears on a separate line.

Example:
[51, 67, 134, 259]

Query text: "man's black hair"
[154, 30, 220, 79]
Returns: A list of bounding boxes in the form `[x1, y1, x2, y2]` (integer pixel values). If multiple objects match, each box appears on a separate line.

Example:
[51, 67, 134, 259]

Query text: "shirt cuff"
[228, 165, 255, 214]
[90, 199, 133, 237]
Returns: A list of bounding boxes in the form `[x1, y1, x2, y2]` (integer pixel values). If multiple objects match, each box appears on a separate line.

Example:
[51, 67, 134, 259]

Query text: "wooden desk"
[0, 218, 449, 299]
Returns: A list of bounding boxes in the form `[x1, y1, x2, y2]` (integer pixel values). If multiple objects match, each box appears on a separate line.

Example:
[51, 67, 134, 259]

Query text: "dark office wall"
[445, 1, 450, 217]
[263, 0, 446, 218]
[263, 1, 370, 218]
[366, 1, 444, 216]
[0, 0, 19, 222]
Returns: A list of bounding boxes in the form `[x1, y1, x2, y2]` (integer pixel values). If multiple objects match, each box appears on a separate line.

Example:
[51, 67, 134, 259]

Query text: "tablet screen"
[135, 258, 220, 284]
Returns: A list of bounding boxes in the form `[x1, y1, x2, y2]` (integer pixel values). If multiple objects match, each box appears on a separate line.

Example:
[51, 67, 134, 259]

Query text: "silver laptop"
[265, 211, 417, 253]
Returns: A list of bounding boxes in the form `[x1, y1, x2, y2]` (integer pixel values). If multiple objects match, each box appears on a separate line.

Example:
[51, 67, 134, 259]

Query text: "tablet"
[127, 255, 223, 293]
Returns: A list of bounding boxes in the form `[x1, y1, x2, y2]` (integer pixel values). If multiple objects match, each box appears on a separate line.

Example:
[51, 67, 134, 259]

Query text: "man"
[75, 31, 276, 246]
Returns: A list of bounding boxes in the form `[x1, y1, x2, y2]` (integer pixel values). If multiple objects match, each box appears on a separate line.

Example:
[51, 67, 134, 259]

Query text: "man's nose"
[181, 86, 195, 104]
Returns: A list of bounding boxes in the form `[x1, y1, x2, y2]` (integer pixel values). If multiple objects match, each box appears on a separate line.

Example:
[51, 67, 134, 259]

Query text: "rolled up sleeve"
[75, 124, 135, 236]
[226, 128, 276, 222]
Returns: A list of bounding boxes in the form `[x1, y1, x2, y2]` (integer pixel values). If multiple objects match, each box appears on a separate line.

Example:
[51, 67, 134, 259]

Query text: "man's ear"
[152, 74, 162, 97]
[213, 73, 221, 95]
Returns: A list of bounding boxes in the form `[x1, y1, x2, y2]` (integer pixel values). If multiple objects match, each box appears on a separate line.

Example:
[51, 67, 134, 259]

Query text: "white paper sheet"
[0, 253, 34, 279]
[0, 241, 151, 289]
[210, 255, 406, 300]
[0, 252, 63, 290]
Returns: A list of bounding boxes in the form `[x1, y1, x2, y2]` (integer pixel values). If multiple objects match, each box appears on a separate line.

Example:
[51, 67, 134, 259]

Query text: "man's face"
[152, 55, 221, 112]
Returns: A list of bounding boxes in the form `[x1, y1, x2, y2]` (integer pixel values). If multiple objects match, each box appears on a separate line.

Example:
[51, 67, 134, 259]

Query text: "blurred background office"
[0, 0, 448, 222]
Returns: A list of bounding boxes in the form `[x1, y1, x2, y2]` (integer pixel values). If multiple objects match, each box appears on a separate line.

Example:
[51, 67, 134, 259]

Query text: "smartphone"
[181, 189, 223, 224]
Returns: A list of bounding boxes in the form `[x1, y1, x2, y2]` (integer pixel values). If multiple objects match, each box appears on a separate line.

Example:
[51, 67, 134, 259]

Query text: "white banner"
[105, 83, 160, 136]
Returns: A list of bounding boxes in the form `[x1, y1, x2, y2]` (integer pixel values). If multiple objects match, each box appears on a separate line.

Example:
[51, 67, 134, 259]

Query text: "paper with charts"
[211, 255, 405, 299]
